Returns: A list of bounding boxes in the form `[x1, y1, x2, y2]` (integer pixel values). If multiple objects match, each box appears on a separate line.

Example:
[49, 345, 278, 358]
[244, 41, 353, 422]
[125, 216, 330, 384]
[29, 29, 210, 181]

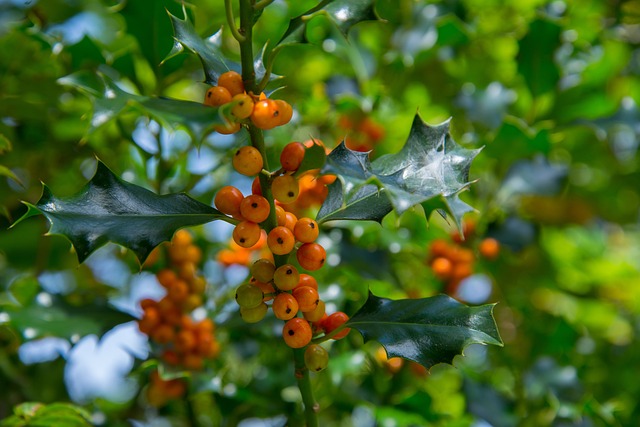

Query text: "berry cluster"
[338, 114, 385, 152]
[145, 369, 187, 407]
[138, 230, 220, 372]
[204, 71, 293, 134]
[214, 141, 350, 372]
[427, 221, 500, 295]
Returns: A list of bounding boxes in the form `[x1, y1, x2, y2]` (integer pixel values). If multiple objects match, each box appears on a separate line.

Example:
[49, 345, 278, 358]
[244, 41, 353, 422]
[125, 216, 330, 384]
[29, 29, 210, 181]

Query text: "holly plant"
[10, 1, 502, 425]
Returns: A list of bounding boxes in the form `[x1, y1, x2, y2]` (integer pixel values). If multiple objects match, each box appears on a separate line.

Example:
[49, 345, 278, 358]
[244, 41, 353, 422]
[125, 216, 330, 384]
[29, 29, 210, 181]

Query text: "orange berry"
[275, 100, 293, 126]
[273, 264, 300, 291]
[140, 298, 157, 310]
[151, 324, 175, 344]
[282, 318, 312, 348]
[251, 99, 280, 130]
[294, 217, 319, 243]
[240, 194, 271, 223]
[284, 212, 297, 231]
[173, 229, 193, 246]
[272, 175, 299, 204]
[197, 318, 215, 334]
[233, 221, 262, 248]
[218, 70, 244, 96]
[252, 176, 262, 196]
[280, 142, 305, 171]
[214, 185, 244, 217]
[267, 226, 296, 255]
[429, 239, 450, 258]
[292, 286, 319, 312]
[451, 261, 473, 281]
[296, 243, 326, 271]
[296, 273, 318, 290]
[233, 146, 263, 176]
[324, 312, 350, 340]
[182, 353, 204, 370]
[275, 205, 287, 226]
[272, 293, 299, 320]
[183, 293, 203, 311]
[162, 350, 180, 366]
[431, 257, 453, 280]
[156, 269, 177, 289]
[168, 279, 189, 303]
[303, 299, 325, 322]
[175, 329, 197, 353]
[204, 86, 232, 106]
[479, 237, 500, 260]
[231, 93, 254, 119]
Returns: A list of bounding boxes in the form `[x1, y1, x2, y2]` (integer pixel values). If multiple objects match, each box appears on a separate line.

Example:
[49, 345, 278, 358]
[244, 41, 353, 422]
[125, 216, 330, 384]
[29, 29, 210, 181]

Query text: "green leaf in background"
[0, 133, 12, 154]
[0, 164, 23, 186]
[13, 161, 228, 263]
[317, 114, 480, 228]
[278, 0, 381, 46]
[517, 18, 561, 97]
[0, 402, 93, 427]
[59, 71, 223, 143]
[347, 292, 503, 369]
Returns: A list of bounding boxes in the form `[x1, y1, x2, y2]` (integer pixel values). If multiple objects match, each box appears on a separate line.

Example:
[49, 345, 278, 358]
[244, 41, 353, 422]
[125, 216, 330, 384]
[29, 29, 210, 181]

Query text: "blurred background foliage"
[1, 0, 640, 426]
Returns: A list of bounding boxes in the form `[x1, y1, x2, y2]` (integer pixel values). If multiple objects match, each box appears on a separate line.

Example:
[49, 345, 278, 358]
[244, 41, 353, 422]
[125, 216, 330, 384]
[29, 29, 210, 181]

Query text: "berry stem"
[294, 348, 319, 427]
[311, 323, 347, 344]
[237, 2, 319, 425]
[225, 0, 246, 43]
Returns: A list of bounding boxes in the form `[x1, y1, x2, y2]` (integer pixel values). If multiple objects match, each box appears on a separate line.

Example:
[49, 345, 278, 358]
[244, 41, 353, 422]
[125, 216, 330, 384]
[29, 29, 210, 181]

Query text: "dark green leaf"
[317, 114, 480, 228]
[165, 10, 273, 87]
[517, 18, 561, 97]
[347, 292, 503, 369]
[278, 0, 381, 46]
[59, 71, 222, 143]
[14, 161, 227, 263]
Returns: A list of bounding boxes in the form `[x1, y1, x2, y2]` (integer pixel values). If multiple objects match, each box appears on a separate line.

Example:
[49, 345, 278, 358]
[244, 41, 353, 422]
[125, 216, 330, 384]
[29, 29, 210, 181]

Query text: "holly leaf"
[59, 71, 223, 143]
[278, 0, 381, 46]
[294, 139, 327, 176]
[347, 292, 503, 369]
[517, 18, 561, 97]
[13, 161, 227, 263]
[317, 113, 480, 228]
[165, 10, 274, 86]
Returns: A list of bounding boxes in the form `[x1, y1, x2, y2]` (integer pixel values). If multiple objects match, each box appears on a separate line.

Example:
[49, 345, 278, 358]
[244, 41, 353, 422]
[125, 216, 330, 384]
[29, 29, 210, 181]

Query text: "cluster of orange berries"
[374, 346, 428, 377]
[214, 141, 349, 372]
[204, 70, 293, 134]
[145, 369, 187, 408]
[338, 114, 385, 152]
[427, 221, 500, 295]
[138, 230, 220, 374]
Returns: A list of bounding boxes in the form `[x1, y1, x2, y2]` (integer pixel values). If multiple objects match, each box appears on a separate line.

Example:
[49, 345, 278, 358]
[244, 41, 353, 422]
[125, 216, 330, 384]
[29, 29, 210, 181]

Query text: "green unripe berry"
[304, 344, 329, 372]
[251, 258, 276, 283]
[240, 302, 268, 323]
[235, 284, 264, 308]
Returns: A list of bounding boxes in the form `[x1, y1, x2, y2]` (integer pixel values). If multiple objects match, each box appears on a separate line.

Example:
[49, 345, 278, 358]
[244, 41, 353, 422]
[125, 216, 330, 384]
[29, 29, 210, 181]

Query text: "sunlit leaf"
[347, 292, 503, 368]
[317, 113, 480, 229]
[278, 0, 381, 46]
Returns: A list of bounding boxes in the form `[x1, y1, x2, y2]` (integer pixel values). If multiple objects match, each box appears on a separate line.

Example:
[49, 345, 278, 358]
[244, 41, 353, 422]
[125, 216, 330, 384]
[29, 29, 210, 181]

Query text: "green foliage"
[0, 402, 92, 427]
[16, 161, 227, 263]
[1, 0, 640, 425]
[318, 114, 478, 226]
[348, 292, 502, 368]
